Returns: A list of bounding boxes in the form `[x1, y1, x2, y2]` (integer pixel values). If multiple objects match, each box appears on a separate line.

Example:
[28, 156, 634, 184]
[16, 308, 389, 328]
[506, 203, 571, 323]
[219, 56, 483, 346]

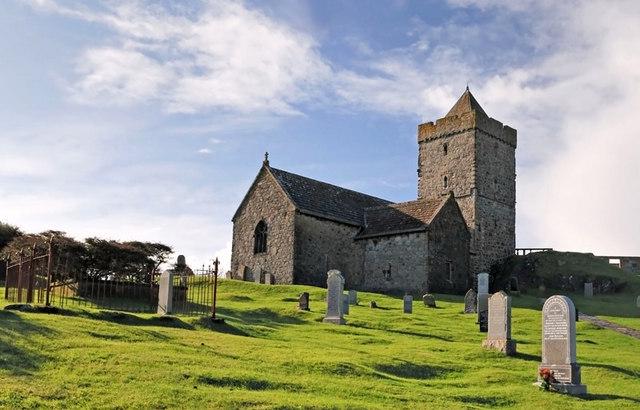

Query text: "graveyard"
[1, 278, 639, 408]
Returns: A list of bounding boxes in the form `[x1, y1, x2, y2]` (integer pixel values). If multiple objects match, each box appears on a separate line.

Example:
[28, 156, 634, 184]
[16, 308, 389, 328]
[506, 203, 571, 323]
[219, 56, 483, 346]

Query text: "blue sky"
[2, 0, 639, 269]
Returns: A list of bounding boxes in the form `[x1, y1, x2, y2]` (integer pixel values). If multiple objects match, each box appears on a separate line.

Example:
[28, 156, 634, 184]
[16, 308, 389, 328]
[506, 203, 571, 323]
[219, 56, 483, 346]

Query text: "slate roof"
[268, 167, 392, 226]
[446, 88, 488, 118]
[355, 198, 447, 239]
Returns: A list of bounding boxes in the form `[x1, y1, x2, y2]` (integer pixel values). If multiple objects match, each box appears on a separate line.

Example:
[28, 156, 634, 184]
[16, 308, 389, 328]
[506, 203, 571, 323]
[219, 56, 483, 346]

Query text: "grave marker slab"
[422, 293, 436, 308]
[584, 282, 593, 298]
[342, 293, 350, 315]
[298, 292, 310, 311]
[323, 270, 346, 324]
[464, 289, 477, 313]
[482, 291, 516, 355]
[537, 295, 587, 395]
[157, 270, 174, 315]
[348, 290, 358, 305]
[477, 273, 489, 294]
[264, 272, 273, 285]
[477, 293, 489, 332]
[254, 268, 262, 284]
[637, 295, 640, 308]
[403, 295, 413, 313]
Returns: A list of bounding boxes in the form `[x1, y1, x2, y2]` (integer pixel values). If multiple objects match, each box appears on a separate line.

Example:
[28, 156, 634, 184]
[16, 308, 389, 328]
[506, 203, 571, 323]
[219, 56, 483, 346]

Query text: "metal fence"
[3, 241, 220, 316]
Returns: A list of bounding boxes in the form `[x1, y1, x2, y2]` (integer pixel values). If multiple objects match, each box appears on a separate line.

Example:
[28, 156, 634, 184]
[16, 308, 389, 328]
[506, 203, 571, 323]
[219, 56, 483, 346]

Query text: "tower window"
[443, 143, 448, 155]
[446, 261, 454, 282]
[443, 176, 448, 188]
[253, 220, 268, 254]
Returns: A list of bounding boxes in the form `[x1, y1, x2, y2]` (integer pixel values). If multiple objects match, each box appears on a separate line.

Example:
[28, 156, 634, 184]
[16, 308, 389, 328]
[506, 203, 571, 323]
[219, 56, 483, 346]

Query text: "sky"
[1, 0, 639, 270]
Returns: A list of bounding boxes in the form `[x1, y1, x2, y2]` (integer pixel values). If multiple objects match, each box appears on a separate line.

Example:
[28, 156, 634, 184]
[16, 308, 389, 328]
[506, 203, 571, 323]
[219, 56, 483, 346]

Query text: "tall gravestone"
[464, 289, 477, 313]
[342, 293, 350, 315]
[403, 295, 413, 313]
[254, 268, 262, 284]
[538, 295, 587, 395]
[157, 270, 174, 315]
[298, 292, 310, 311]
[584, 282, 593, 298]
[482, 291, 516, 355]
[348, 290, 358, 305]
[477, 273, 490, 332]
[323, 270, 345, 324]
[264, 272, 273, 285]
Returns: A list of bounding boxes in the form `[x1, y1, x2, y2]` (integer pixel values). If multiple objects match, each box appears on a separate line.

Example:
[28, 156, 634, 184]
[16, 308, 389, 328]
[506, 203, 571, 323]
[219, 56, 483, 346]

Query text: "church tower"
[417, 88, 517, 274]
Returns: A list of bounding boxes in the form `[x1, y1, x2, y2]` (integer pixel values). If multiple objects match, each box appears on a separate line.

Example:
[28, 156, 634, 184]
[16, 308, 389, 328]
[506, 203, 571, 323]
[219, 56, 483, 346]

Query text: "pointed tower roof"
[445, 87, 488, 118]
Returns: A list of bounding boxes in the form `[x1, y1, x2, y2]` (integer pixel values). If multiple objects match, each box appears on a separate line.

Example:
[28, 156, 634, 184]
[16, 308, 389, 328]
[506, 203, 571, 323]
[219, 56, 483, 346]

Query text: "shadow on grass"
[455, 395, 517, 407]
[348, 321, 453, 342]
[584, 394, 640, 403]
[514, 352, 540, 362]
[196, 375, 301, 391]
[194, 317, 252, 337]
[373, 360, 457, 380]
[0, 310, 54, 375]
[216, 306, 305, 327]
[583, 362, 639, 378]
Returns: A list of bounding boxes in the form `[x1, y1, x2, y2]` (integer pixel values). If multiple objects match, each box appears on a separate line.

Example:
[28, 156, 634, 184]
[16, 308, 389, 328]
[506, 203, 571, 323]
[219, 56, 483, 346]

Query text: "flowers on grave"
[539, 368, 557, 391]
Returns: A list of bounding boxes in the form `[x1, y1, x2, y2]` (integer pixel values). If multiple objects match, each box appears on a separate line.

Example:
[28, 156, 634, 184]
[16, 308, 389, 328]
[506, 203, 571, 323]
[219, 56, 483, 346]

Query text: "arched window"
[443, 176, 448, 188]
[443, 143, 448, 155]
[254, 221, 267, 254]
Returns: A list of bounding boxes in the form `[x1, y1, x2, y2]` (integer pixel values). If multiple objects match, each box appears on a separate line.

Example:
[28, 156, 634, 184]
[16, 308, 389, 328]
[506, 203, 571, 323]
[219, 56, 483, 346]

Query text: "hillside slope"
[1, 280, 639, 408]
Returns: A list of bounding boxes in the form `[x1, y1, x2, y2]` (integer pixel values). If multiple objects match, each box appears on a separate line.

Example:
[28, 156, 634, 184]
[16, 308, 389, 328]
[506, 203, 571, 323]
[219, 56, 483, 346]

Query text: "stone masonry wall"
[427, 198, 470, 293]
[231, 169, 296, 284]
[293, 213, 364, 288]
[361, 232, 428, 294]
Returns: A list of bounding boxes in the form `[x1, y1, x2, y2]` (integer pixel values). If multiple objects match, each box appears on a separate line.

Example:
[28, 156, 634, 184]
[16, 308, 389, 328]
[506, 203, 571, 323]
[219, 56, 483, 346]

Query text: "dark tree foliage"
[0, 222, 23, 252]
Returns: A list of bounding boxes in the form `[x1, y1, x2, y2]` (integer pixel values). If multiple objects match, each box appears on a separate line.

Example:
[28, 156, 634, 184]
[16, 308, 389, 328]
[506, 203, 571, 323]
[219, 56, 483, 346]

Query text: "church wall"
[361, 232, 428, 294]
[293, 213, 364, 288]
[471, 196, 515, 273]
[426, 198, 470, 294]
[231, 171, 296, 284]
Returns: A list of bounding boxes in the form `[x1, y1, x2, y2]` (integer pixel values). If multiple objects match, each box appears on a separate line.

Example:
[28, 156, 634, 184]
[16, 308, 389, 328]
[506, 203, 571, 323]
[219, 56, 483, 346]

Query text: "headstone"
[403, 294, 413, 313]
[482, 291, 516, 355]
[323, 270, 346, 324]
[369, 300, 378, 308]
[537, 295, 587, 395]
[348, 290, 358, 305]
[342, 293, 350, 315]
[264, 272, 272, 285]
[464, 289, 477, 313]
[176, 255, 186, 267]
[477, 293, 489, 332]
[477, 273, 490, 332]
[510, 277, 520, 296]
[584, 282, 593, 298]
[157, 270, 174, 315]
[254, 268, 262, 284]
[636, 295, 640, 308]
[225, 270, 232, 279]
[422, 293, 436, 308]
[298, 292, 310, 311]
[477, 272, 489, 294]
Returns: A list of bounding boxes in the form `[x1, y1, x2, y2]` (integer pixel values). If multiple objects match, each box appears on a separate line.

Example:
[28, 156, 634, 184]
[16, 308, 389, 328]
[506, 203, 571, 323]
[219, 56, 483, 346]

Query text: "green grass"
[1, 280, 639, 409]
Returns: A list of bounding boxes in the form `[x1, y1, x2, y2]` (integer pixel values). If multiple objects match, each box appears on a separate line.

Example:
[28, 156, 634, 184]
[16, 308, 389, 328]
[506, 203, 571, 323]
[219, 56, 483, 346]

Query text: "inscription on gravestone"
[538, 295, 586, 395]
[482, 291, 516, 355]
[464, 289, 477, 313]
[403, 295, 413, 313]
[323, 270, 345, 324]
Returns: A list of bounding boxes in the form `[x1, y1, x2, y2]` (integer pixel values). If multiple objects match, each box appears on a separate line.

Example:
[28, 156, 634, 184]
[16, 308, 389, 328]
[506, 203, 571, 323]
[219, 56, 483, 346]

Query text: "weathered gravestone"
[369, 300, 378, 308]
[298, 292, 310, 311]
[348, 290, 358, 305]
[323, 270, 345, 324]
[422, 293, 436, 308]
[264, 272, 273, 285]
[477, 273, 490, 332]
[157, 270, 174, 315]
[464, 289, 477, 313]
[537, 295, 587, 395]
[482, 291, 516, 356]
[342, 293, 350, 315]
[637, 295, 640, 308]
[403, 294, 413, 313]
[254, 268, 262, 284]
[584, 282, 593, 298]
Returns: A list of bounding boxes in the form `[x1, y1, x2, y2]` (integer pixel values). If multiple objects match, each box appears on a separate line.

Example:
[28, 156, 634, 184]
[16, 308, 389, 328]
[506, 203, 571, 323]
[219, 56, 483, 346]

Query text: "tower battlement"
[418, 111, 517, 148]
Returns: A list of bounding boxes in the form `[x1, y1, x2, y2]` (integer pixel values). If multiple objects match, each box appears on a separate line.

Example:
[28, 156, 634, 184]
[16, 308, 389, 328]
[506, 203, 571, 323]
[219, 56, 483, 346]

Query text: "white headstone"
[348, 290, 358, 305]
[323, 270, 346, 324]
[157, 270, 174, 315]
[482, 291, 516, 355]
[477, 273, 489, 294]
[342, 293, 350, 315]
[403, 295, 413, 314]
[264, 272, 272, 285]
[464, 289, 477, 313]
[538, 295, 586, 395]
[584, 282, 593, 298]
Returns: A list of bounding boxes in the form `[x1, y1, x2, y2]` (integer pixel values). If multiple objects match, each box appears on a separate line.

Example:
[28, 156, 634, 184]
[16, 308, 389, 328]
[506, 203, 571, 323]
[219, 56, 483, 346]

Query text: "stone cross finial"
[263, 151, 269, 166]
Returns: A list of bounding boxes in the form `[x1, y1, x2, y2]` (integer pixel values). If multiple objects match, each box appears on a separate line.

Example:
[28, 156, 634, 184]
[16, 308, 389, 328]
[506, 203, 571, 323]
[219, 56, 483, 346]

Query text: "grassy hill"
[1, 280, 639, 408]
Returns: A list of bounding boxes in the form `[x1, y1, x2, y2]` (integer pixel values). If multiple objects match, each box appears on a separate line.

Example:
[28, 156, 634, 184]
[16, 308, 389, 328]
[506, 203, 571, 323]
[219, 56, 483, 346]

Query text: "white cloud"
[26, 0, 332, 115]
[197, 148, 212, 154]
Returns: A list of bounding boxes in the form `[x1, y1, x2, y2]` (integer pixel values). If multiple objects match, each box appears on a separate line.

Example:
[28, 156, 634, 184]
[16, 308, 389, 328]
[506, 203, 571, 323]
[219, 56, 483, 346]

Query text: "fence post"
[211, 258, 223, 322]
[26, 244, 37, 303]
[4, 258, 10, 300]
[17, 250, 25, 303]
[157, 270, 174, 315]
[45, 239, 53, 307]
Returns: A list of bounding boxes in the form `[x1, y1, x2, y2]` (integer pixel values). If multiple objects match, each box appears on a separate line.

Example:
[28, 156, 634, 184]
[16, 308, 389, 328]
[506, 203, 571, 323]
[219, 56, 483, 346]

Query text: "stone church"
[230, 89, 516, 294]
